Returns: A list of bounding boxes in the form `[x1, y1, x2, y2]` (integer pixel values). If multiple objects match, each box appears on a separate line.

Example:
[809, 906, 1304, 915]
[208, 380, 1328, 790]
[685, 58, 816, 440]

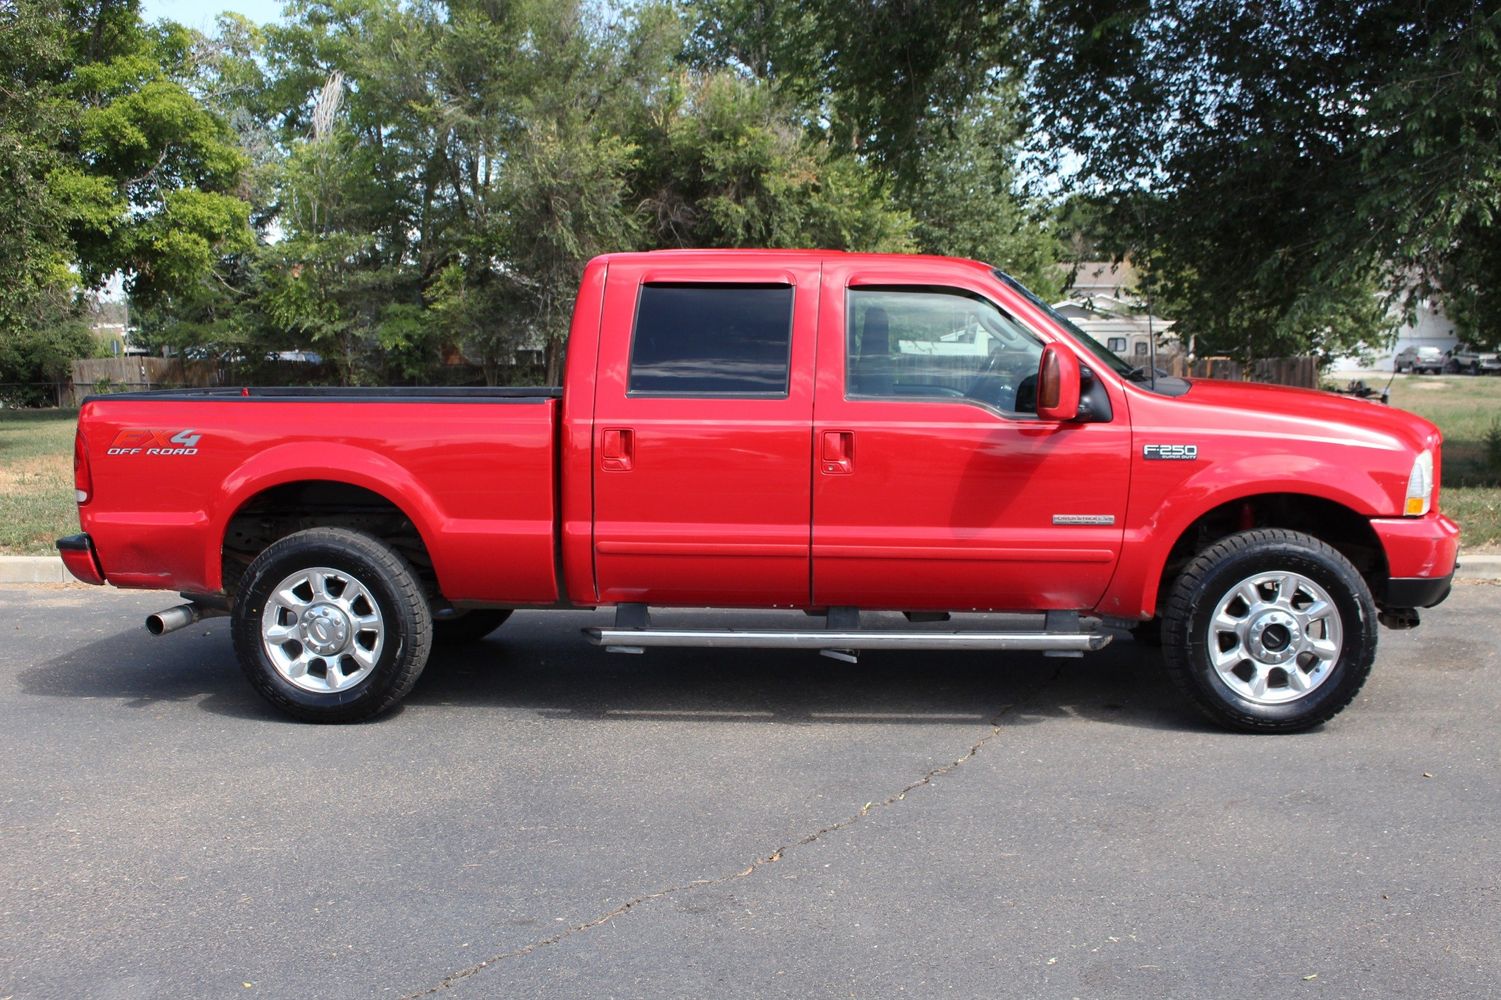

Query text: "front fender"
[1098, 453, 1394, 620]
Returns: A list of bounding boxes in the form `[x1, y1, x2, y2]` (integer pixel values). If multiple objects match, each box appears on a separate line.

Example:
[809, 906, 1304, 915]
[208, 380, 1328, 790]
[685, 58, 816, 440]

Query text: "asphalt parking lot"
[2, 583, 1498, 1000]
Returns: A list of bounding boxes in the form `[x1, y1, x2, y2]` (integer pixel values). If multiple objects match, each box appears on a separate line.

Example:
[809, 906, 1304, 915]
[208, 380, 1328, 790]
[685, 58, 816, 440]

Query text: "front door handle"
[601, 427, 634, 472]
[820, 430, 854, 475]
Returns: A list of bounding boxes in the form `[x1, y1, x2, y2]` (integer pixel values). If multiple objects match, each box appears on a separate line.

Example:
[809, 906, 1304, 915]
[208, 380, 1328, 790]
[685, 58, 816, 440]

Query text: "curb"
[1455, 555, 1501, 581]
[0, 556, 72, 584]
[4, 553, 1501, 586]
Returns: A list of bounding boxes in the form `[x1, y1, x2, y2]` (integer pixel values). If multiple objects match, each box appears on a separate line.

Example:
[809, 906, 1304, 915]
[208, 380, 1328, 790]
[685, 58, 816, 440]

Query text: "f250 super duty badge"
[107, 429, 202, 456]
[1143, 443, 1198, 461]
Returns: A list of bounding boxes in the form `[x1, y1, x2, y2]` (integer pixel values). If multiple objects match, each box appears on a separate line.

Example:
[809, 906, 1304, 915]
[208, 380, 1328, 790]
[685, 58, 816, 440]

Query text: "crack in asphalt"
[400, 670, 1060, 998]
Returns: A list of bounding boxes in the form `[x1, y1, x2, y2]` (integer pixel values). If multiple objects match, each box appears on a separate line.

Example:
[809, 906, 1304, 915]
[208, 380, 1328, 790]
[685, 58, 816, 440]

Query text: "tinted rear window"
[629, 284, 794, 396]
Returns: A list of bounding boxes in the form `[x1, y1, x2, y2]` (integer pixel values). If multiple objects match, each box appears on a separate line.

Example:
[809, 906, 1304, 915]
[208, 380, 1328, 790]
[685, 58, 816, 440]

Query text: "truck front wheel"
[231, 527, 433, 723]
[1161, 529, 1376, 733]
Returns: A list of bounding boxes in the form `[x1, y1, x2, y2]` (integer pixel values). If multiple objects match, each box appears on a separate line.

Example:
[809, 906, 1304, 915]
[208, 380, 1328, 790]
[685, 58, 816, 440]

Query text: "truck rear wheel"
[1161, 529, 1376, 733]
[231, 527, 433, 723]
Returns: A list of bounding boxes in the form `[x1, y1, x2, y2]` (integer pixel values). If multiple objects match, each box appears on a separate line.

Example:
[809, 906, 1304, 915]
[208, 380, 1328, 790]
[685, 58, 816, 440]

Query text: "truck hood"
[1180, 378, 1440, 453]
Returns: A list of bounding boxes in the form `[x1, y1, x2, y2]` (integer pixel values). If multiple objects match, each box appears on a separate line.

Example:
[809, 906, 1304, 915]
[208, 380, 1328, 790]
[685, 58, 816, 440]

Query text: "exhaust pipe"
[146, 602, 224, 636]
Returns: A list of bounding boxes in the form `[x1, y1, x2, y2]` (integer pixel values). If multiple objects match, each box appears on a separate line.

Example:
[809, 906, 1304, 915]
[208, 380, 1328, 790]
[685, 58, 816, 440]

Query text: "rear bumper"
[55, 533, 106, 586]
[1369, 513, 1459, 608]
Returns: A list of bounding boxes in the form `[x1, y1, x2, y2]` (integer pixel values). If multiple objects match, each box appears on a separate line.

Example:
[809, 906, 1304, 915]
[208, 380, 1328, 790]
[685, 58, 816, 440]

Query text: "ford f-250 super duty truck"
[58, 251, 1459, 731]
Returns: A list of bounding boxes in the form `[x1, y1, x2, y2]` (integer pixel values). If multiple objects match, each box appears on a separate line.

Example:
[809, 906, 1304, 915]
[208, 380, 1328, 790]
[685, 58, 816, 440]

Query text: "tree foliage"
[686, 0, 1058, 292]
[687, 0, 1023, 179]
[163, 0, 917, 385]
[1, 0, 94, 389]
[1, 0, 254, 398]
[6, 0, 1499, 396]
[1032, 0, 1501, 355]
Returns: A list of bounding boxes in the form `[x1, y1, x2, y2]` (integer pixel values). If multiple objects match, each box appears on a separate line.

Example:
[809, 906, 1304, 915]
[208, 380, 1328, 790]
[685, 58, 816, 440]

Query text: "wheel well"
[222, 481, 437, 598]
[1154, 494, 1387, 615]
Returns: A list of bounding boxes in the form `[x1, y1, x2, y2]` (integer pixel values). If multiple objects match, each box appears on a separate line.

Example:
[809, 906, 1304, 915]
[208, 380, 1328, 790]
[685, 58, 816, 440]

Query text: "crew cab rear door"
[810, 259, 1130, 611]
[591, 258, 820, 606]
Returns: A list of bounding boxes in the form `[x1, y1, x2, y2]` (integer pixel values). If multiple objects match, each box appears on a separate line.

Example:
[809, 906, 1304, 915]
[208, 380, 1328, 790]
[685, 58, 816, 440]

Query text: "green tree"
[127, 0, 1003, 389]
[1, 0, 254, 401]
[630, 71, 913, 253]
[1, 0, 92, 398]
[0, 2, 84, 402]
[684, 0, 1053, 289]
[1031, 0, 1501, 357]
[686, 0, 1024, 182]
[56, 3, 254, 304]
[426, 0, 666, 383]
[243, 0, 439, 383]
[905, 89, 1060, 297]
[1438, 215, 1501, 349]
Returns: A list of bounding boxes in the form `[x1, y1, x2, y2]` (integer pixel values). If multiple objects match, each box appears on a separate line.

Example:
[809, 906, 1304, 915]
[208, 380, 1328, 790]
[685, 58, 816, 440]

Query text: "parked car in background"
[1393, 345, 1446, 374]
[1445, 343, 1501, 375]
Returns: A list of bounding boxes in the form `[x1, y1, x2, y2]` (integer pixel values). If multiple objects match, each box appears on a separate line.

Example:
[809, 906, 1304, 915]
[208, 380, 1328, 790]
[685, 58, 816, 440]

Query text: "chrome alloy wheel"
[260, 566, 384, 694]
[1207, 571, 1343, 705]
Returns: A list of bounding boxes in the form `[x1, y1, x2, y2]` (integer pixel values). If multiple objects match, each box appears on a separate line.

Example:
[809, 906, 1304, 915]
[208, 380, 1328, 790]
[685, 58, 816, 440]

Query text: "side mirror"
[1036, 344, 1081, 421]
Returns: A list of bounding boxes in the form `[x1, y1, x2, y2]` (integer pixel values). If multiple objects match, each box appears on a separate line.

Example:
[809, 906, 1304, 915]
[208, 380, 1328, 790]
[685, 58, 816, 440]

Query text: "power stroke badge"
[1143, 443, 1198, 461]
[1052, 514, 1116, 526]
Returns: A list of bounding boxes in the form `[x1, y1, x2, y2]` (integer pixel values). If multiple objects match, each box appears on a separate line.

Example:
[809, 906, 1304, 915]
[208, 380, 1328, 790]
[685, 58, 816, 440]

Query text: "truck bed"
[77, 386, 563, 605]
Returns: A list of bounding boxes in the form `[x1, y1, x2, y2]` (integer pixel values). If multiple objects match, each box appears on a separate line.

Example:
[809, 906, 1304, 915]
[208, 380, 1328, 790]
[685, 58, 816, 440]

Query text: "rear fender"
[209, 443, 446, 593]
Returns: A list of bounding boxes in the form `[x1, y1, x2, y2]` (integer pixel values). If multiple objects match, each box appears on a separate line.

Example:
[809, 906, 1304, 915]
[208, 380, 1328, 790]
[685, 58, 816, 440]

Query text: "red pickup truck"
[58, 251, 1459, 731]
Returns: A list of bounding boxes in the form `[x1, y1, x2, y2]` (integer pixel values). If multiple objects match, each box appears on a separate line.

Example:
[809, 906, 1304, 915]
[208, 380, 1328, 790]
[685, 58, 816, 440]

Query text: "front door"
[811, 260, 1130, 612]
[592, 258, 820, 607]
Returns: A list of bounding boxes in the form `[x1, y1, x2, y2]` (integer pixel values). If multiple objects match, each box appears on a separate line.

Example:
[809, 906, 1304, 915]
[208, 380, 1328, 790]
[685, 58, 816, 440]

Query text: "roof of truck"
[592, 248, 996, 272]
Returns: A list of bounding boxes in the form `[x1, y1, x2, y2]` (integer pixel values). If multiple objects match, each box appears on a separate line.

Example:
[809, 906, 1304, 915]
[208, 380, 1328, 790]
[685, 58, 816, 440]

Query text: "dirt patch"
[0, 455, 70, 494]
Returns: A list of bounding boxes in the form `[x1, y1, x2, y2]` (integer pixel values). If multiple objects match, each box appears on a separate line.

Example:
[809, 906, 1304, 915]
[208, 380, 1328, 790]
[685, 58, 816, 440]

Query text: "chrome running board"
[584, 627, 1111, 655]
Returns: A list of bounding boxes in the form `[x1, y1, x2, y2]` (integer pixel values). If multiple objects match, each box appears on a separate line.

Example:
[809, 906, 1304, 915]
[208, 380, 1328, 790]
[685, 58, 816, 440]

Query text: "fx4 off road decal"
[107, 429, 202, 456]
[1143, 443, 1198, 461]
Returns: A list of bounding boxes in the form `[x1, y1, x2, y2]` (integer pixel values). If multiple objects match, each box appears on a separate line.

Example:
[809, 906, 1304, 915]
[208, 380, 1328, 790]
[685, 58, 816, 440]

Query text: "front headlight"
[1404, 450, 1433, 516]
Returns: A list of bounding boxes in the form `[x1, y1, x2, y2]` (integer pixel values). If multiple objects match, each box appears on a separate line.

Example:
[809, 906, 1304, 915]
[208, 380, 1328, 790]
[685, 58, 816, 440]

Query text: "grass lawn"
[1383, 374, 1501, 550]
[1, 376, 1497, 557]
[0, 408, 79, 555]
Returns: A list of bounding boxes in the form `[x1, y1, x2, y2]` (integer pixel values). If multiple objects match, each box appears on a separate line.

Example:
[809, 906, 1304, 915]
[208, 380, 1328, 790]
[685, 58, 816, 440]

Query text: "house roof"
[1066, 260, 1139, 298]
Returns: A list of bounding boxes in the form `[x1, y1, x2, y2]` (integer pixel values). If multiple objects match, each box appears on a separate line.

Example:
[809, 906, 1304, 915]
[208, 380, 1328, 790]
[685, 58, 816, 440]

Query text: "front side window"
[1108, 337, 1127, 352]
[992, 268, 1135, 378]
[629, 284, 794, 395]
[846, 288, 1044, 414]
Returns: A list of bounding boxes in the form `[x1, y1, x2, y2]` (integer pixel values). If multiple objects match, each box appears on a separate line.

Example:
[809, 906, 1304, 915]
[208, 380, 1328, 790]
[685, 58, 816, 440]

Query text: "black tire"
[1160, 528, 1376, 733]
[232, 527, 433, 723]
[432, 609, 513, 646]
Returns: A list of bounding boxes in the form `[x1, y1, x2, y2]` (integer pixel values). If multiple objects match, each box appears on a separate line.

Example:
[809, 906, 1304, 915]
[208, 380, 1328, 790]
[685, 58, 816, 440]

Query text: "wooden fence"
[69, 357, 221, 406]
[1163, 354, 1318, 389]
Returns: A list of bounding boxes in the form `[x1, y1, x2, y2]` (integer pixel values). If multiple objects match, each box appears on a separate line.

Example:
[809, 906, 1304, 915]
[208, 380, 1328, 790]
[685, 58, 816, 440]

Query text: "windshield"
[991, 268, 1135, 377]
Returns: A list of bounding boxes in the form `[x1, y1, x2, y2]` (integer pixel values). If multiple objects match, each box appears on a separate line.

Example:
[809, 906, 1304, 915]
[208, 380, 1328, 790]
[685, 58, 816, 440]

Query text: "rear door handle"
[601, 427, 634, 472]
[820, 430, 854, 475]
